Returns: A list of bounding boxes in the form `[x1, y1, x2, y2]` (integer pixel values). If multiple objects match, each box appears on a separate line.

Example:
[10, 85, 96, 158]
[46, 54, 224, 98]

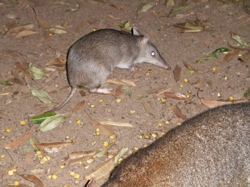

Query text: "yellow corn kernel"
[8, 168, 16, 175]
[13, 181, 19, 185]
[0, 155, 5, 159]
[144, 144, 148, 148]
[74, 173, 80, 179]
[229, 96, 234, 101]
[184, 78, 189, 83]
[134, 146, 139, 151]
[20, 121, 26, 125]
[59, 165, 65, 169]
[158, 123, 162, 127]
[52, 173, 57, 179]
[90, 104, 95, 108]
[98, 99, 103, 102]
[70, 171, 75, 176]
[144, 135, 150, 139]
[86, 158, 94, 164]
[165, 121, 169, 124]
[92, 141, 97, 145]
[103, 141, 109, 146]
[161, 98, 166, 103]
[116, 98, 122, 103]
[180, 84, 184, 88]
[5, 128, 11, 133]
[151, 133, 158, 138]
[217, 93, 221, 97]
[212, 67, 217, 71]
[84, 165, 89, 169]
[76, 120, 81, 124]
[224, 76, 228, 80]
[186, 94, 190, 98]
[130, 110, 135, 114]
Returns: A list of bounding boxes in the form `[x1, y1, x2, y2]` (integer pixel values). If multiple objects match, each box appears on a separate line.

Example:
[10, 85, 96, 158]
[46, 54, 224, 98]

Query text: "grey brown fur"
[102, 102, 250, 187]
[50, 28, 171, 111]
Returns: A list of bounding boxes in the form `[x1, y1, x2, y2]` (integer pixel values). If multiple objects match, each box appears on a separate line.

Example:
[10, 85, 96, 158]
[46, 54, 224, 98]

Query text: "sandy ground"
[0, 0, 250, 186]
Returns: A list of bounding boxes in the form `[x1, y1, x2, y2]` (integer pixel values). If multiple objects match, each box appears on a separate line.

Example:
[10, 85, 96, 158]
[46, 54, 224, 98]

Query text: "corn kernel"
[118, 158, 123, 163]
[186, 94, 190, 98]
[238, 53, 242, 57]
[20, 121, 26, 125]
[75, 180, 80, 184]
[84, 165, 89, 169]
[78, 161, 83, 165]
[90, 104, 95, 108]
[139, 134, 143, 139]
[70, 171, 75, 176]
[144, 135, 150, 139]
[217, 93, 221, 97]
[52, 173, 57, 179]
[59, 165, 65, 169]
[134, 146, 139, 151]
[0, 155, 5, 159]
[161, 98, 166, 103]
[151, 133, 158, 138]
[76, 120, 81, 124]
[165, 121, 169, 124]
[95, 131, 100, 135]
[177, 122, 182, 126]
[224, 76, 228, 80]
[5, 128, 11, 133]
[48, 175, 52, 179]
[98, 99, 103, 102]
[13, 181, 19, 185]
[212, 67, 217, 71]
[86, 158, 94, 164]
[92, 141, 97, 145]
[8, 168, 16, 175]
[130, 110, 135, 114]
[183, 78, 189, 83]
[74, 173, 80, 179]
[147, 69, 153, 73]
[180, 84, 184, 88]
[116, 98, 122, 103]
[229, 96, 234, 101]
[144, 144, 148, 148]
[158, 123, 162, 127]
[109, 135, 115, 140]
[103, 141, 109, 146]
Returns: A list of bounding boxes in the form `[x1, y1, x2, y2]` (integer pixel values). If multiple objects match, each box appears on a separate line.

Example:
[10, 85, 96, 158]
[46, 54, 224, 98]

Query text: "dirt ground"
[0, 0, 250, 186]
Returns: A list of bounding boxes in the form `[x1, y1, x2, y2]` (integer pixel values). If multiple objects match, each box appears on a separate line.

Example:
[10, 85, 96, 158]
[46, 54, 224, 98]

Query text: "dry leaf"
[107, 78, 136, 87]
[223, 49, 240, 62]
[164, 92, 187, 100]
[155, 88, 172, 96]
[72, 100, 85, 112]
[16, 30, 38, 38]
[32, 8, 50, 29]
[173, 65, 181, 82]
[142, 102, 155, 116]
[36, 142, 73, 154]
[46, 58, 66, 67]
[12, 24, 34, 32]
[5, 126, 34, 149]
[200, 98, 248, 108]
[91, 120, 114, 136]
[18, 174, 44, 187]
[99, 120, 133, 127]
[171, 105, 188, 120]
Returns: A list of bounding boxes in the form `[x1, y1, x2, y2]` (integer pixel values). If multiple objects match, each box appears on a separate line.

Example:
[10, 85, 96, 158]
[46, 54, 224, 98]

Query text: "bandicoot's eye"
[151, 51, 155, 56]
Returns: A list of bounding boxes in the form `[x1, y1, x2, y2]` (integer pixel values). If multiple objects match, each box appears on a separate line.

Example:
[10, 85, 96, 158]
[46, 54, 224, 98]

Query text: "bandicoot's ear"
[140, 36, 149, 45]
[131, 27, 142, 36]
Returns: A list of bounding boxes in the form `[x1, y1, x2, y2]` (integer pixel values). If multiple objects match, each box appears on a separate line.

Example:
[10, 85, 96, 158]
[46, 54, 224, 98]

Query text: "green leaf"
[119, 21, 132, 31]
[243, 87, 250, 98]
[211, 48, 230, 58]
[39, 114, 67, 132]
[122, 85, 132, 96]
[29, 63, 45, 80]
[185, 69, 195, 74]
[196, 56, 213, 63]
[230, 32, 247, 46]
[30, 112, 57, 124]
[28, 86, 52, 104]
[0, 81, 14, 86]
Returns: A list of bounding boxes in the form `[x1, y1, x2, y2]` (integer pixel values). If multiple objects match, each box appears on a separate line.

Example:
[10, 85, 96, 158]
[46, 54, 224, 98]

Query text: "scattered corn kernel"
[59, 165, 65, 169]
[238, 53, 242, 57]
[40, 156, 50, 164]
[74, 173, 80, 179]
[90, 104, 95, 108]
[134, 146, 139, 151]
[109, 135, 115, 140]
[151, 133, 158, 138]
[144, 144, 148, 148]
[180, 83, 184, 88]
[0, 155, 5, 159]
[36, 151, 43, 159]
[186, 94, 190, 98]
[13, 181, 19, 185]
[217, 93, 221, 97]
[70, 171, 75, 176]
[95, 131, 100, 135]
[65, 136, 70, 140]
[161, 98, 166, 103]
[20, 121, 26, 125]
[188, 90, 192, 93]
[139, 134, 143, 139]
[86, 158, 94, 164]
[76, 120, 81, 124]
[144, 135, 150, 139]
[165, 121, 169, 124]
[78, 161, 83, 165]
[224, 76, 228, 80]
[5, 128, 11, 133]
[183, 78, 189, 83]
[116, 98, 122, 103]
[212, 67, 217, 71]
[130, 110, 135, 114]
[49, 33, 53, 36]
[52, 173, 58, 179]
[158, 123, 162, 127]
[8, 168, 16, 175]
[118, 158, 123, 163]
[177, 122, 182, 126]
[147, 69, 153, 73]
[84, 165, 89, 169]
[103, 141, 109, 146]
[98, 99, 103, 102]
[229, 96, 234, 101]
[92, 141, 97, 145]
[75, 180, 80, 184]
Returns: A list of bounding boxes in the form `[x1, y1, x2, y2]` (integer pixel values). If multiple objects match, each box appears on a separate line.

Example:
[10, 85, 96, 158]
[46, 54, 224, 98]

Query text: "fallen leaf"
[137, 2, 155, 14]
[36, 142, 73, 154]
[5, 126, 34, 149]
[39, 114, 67, 132]
[32, 8, 50, 29]
[230, 32, 248, 47]
[107, 78, 136, 87]
[223, 48, 240, 62]
[99, 120, 133, 127]
[171, 105, 188, 120]
[119, 21, 132, 31]
[155, 88, 172, 96]
[28, 86, 52, 104]
[164, 92, 187, 100]
[0, 80, 14, 86]
[91, 120, 114, 136]
[16, 30, 38, 38]
[29, 63, 45, 80]
[49, 25, 67, 34]
[46, 58, 66, 67]
[30, 112, 57, 124]
[200, 98, 248, 108]
[122, 85, 132, 96]
[18, 174, 44, 187]
[173, 65, 181, 82]
[72, 100, 85, 112]
[12, 24, 34, 32]
[142, 102, 155, 116]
